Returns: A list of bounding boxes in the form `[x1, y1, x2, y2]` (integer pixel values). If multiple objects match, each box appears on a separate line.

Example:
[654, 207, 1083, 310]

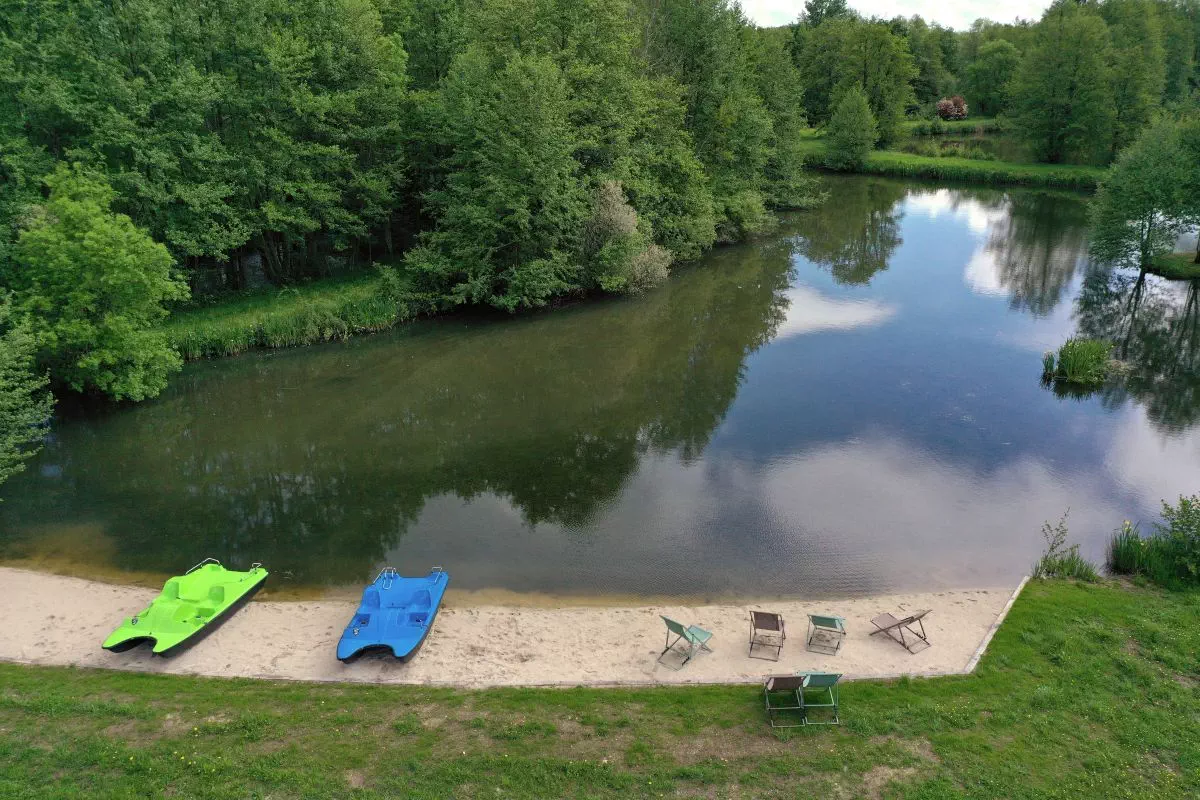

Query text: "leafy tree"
[1090, 118, 1192, 268]
[9, 166, 188, 400]
[1179, 114, 1200, 263]
[640, 0, 774, 240]
[797, 18, 915, 145]
[803, 0, 850, 27]
[407, 50, 588, 311]
[826, 86, 877, 170]
[0, 294, 53, 492]
[966, 40, 1021, 116]
[1010, 3, 1116, 163]
[1102, 0, 1167, 157]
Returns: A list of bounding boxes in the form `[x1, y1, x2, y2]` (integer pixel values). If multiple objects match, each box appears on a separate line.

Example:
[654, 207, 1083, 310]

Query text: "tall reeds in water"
[1107, 495, 1200, 589]
[1042, 338, 1112, 385]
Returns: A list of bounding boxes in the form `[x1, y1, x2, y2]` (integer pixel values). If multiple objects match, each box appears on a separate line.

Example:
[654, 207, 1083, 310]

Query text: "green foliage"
[411, 49, 588, 311]
[797, 18, 916, 146]
[1032, 510, 1100, 582]
[965, 40, 1020, 116]
[1109, 496, 1200, 588]
[1010, 3, 1116, 164]
[1042, 350, 1056, 377]
[0, 0, 410, 282]
[1090, 117, 1195, 268]
[0, 294, 53, 492]
[9, 166, 188, 400]
[1052, 337, 1113, 384]
[165, 271, 436, 360]
[1101, 0, 1167, 157]
[825, 87, 877, 169]
[846, 150, 1104, 191]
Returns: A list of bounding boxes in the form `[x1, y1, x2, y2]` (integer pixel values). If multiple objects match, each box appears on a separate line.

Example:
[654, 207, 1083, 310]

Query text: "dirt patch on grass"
[345, 769, 367, 789]
[861, 765, 918, 799]
[1170, 671, 1196, 689]
[869, 735, 941, 764]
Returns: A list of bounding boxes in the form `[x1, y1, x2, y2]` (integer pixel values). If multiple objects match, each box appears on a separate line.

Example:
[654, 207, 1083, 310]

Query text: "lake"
[5, 175, 1199, 599]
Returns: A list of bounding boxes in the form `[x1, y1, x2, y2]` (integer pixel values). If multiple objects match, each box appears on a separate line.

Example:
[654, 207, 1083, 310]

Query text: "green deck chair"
[658, 616, 713, 669]
[798, 672, 841, 725]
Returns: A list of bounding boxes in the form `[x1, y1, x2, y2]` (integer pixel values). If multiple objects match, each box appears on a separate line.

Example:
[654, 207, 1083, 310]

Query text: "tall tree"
[826, 86, 877, 169]
[0, 293, 53, 493]
[803, 0, 850, 27]
[1010, 3, 1116, 163]
[1090, 118, 1193, 269]
[9, 165, 188, 400]
[966, 40, 1021, 116]
[1102, 0, 1167, 157]
[407, 50, 588, 311]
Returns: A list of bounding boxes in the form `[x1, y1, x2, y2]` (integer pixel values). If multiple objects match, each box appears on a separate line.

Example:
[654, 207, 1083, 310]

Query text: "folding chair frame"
[797, 674, 841, 725]
[658, 617, 713, 669]
[870, 611, 931, 653]
[763, 675, 806, 728]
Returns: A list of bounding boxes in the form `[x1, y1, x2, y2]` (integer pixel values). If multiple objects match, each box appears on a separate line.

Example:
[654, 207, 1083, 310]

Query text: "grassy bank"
[853, 150, 1103, 190]
[1149, 252, 1200, 280]
[163, 271, 436, 360]
[798, 130, 1104, 191]
[1, 580, 1196, 798]
[901, 117, 1005, 136]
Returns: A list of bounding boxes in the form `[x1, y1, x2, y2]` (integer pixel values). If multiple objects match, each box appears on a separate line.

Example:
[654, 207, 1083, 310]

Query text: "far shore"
[0, 566, 1024, 688]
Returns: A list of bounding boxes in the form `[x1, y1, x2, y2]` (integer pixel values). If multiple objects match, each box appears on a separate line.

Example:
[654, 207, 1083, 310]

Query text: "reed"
[1054, 337, 1112, 384]
[903, 117, 1006, 136]
[1108, 495, 1200, 589]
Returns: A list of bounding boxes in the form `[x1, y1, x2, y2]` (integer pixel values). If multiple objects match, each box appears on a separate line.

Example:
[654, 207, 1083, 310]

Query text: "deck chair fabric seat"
[870, 609, 932, 653]
[763, 675, 806, 728]
[658, 616, 713, 669]
[797, 672, 841, 725]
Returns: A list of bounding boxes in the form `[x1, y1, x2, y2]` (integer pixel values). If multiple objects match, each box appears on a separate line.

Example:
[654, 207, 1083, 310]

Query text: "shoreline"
[0, 566, 1026, 688]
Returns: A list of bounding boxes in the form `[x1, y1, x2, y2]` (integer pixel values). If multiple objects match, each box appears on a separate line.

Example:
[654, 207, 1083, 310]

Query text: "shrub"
[936, 96, 968, 120]
[1033, 511, 1100, 582]
[1053, 337, 1112, 384]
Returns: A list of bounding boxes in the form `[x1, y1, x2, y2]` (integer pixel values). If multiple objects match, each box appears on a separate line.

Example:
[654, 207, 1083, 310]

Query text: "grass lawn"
[1, 580, 1197, 798]
[1149, 252, 1200, 280]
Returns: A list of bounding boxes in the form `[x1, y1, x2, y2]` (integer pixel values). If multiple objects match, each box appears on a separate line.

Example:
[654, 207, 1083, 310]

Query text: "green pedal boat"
[103, 559, 268, 656]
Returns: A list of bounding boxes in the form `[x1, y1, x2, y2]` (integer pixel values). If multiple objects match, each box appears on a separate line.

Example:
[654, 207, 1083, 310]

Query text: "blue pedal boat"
[337, 567, 449, 663]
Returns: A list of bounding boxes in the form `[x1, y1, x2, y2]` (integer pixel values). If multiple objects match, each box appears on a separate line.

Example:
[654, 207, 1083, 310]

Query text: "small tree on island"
[9, 165, 189, 401]
[826, 86, 878, 170]
[1090, 117, 1195, 270]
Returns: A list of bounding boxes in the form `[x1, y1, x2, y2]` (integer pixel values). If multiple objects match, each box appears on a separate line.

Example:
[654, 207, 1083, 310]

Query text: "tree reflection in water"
[1071, 268, 1200, 432]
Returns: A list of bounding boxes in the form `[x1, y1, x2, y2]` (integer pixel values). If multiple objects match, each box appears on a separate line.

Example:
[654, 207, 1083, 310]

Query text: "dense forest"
[1, 0, 1199, 486]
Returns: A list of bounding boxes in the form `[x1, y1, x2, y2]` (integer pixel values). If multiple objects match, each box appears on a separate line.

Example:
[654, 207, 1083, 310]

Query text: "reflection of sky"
[9, 178, 1199, 598]
[775, 285, 896, 338]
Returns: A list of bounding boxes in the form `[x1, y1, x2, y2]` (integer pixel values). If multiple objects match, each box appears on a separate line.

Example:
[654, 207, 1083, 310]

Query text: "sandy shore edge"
[0, 567, 1027, 688]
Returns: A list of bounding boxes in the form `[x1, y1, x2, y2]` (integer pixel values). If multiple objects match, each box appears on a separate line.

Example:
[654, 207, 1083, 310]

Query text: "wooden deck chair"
[798, 672, 841, 725]
[763, 675, 805, 728]
[658, 616, 713, 669]
[869, 609, 931, 653]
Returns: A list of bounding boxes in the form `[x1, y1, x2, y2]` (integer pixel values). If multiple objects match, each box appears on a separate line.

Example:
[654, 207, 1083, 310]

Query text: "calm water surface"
[6, 176, 1200, 598]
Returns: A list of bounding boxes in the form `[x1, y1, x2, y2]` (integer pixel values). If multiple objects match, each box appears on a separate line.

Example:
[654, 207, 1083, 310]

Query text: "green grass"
[162, 269, 437, 360]
[1, 580, 1197, 798]
[1149, 252, 1200, 280]
[1109, 496, 1200, 590]
[798, 129, 1104, 190]
[1051, 337, 1113, 384]
[902, 117, 1006, 136]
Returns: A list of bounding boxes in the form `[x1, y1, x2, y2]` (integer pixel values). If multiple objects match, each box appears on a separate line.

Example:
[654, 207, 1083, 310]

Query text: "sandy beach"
[0, 567, 1025, 687]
